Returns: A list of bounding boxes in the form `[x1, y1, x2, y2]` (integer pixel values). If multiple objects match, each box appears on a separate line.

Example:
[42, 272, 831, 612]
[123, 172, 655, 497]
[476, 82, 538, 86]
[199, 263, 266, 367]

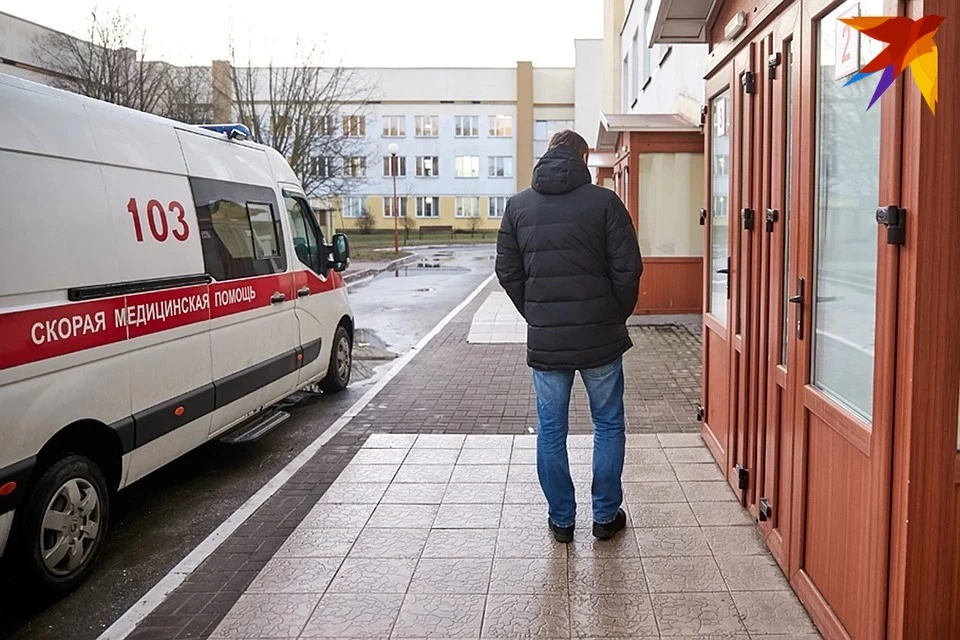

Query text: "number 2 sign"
[836, 4, 860, 80]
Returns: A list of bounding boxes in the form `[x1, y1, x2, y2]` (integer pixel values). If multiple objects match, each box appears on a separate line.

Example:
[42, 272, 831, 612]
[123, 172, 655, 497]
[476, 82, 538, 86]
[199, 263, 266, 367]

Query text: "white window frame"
[343, 115, 365, 137]
[316, 115, 334, 136]
[382, 115, 406, 137]
[488, 196, 508, 218]
[455, 197, 481, 218]
[312, 156, 334, 178]
[382, 156, 407, 178]
[455, 156, 480, 178]
[622, 54, 631, 111]
[342, 197, 365, 218]
[416, 196, 440, 218]
[455, 115, 479, 137]
[416, 156, 439, 177]
[488, 115, 513, 137]
[343, 156, 366, 178]
[415, 115, 439, 137]
[488, 156, 514, 178]
[383, 196, 408, 218]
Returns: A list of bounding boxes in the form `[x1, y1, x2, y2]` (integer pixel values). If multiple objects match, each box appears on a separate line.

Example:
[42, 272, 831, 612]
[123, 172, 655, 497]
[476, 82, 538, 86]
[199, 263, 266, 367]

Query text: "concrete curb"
[343, 253, 420, 286]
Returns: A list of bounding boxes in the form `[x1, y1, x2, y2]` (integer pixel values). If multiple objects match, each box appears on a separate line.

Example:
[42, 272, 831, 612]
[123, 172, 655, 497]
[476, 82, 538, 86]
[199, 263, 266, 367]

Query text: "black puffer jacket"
[496, 144, 643, 371]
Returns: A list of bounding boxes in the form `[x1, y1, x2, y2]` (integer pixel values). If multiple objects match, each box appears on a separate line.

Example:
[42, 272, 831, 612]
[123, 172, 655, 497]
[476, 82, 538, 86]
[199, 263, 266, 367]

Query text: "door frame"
[786, 1, 903, 638]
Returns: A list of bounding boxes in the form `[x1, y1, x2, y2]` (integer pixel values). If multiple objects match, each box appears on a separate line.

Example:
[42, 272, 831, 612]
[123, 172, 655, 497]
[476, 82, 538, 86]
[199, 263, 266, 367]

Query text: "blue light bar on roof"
[197, 123, 251, 140]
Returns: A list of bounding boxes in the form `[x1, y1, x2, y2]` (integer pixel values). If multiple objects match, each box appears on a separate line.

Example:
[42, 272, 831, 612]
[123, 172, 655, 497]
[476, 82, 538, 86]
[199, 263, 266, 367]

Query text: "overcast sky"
[1, 0, 603, 67]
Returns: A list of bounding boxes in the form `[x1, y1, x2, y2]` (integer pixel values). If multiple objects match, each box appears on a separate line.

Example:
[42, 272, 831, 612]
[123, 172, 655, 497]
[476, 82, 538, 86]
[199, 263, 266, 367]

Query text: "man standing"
[496, 130, 642, 542]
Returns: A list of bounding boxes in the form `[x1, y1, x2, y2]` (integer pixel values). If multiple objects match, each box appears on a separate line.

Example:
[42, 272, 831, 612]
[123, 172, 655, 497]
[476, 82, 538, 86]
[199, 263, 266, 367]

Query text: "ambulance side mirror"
[331, 233, 350, 272]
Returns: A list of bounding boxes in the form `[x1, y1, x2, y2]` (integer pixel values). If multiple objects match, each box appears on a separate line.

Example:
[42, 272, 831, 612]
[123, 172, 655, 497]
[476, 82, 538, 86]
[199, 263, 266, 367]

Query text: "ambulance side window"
[191, 177, 287, 281]
[284, 192, 326, 274]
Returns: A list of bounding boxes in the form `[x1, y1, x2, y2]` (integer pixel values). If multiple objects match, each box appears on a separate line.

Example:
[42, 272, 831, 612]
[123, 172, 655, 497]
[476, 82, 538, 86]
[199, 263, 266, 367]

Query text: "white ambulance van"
[0, 73, 355, 592]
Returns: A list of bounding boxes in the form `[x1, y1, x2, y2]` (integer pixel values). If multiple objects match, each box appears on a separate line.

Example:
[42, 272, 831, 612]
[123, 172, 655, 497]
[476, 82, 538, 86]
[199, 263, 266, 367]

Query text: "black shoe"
[592, 508, 627, 540]
[548, 519, 575, 543]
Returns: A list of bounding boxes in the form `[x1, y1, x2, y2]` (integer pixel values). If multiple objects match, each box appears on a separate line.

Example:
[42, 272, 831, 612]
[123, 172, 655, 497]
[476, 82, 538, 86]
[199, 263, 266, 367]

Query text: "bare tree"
[230, 43, 375, 200]
[34, 8, 212, 122]
[36, 9, 164, 112]
[163, 66, 214, 124]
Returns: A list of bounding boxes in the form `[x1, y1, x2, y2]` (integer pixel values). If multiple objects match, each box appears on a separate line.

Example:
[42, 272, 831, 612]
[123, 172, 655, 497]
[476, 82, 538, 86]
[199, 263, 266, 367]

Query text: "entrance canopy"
[648, 0, 723, 44]
[596, 112, 701, 154]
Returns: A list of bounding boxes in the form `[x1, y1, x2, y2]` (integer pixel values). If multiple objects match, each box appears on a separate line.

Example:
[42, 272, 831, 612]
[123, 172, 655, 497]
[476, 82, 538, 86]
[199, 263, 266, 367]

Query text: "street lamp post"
[387, 142, 400, 253]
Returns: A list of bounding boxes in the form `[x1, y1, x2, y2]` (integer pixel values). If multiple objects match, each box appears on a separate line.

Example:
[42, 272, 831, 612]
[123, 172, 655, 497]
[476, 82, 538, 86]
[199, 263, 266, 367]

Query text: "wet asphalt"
[0, 245, 495, 640]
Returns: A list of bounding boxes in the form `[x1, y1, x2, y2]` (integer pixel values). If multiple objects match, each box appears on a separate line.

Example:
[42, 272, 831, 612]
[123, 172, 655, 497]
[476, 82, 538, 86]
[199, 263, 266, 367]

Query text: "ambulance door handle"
[270, 292, 286, 304]
[297, 286, 311, 298]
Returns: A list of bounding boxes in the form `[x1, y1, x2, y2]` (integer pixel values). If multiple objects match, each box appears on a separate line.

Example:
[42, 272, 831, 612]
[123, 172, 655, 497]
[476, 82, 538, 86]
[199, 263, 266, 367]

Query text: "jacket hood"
[531, 144, 592, 195]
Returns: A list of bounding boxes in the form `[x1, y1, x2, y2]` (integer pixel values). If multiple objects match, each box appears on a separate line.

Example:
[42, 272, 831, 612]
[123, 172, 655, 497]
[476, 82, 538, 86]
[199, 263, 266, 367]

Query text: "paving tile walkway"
[131, 283, 821, 639]
[210, 434, 820, 639]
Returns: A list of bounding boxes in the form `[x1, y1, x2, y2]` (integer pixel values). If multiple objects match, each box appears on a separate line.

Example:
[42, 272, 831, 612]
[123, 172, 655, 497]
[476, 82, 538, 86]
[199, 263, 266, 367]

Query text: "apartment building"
[0, 11, 576, 236]
[316, 65, 575, 234]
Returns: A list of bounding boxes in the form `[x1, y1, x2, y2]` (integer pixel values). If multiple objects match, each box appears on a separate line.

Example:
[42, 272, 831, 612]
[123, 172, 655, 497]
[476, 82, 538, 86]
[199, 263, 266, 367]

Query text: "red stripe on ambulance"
[0, 271, 345, 371]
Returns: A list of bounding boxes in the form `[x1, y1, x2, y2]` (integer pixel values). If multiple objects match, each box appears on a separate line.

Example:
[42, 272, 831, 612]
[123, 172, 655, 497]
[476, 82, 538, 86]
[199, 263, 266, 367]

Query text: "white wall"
[618, 0, 706, 117]
[534, 68, 574, 104]
[574, 39, 603, 149]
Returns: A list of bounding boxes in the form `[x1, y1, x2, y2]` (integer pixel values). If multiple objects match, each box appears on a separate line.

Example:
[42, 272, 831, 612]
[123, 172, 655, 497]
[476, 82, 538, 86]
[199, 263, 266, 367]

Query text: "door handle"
[716, 268, 729, 274]
[270, 292, 286, 304]
[788, 278, 804, 339]
[297, 286, 311, 298]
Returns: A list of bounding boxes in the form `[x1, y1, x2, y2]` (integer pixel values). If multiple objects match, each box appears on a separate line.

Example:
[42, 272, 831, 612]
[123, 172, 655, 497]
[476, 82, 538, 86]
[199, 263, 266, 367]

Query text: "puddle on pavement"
[386, 265, 471, 277]
[353, 328, 399, 361]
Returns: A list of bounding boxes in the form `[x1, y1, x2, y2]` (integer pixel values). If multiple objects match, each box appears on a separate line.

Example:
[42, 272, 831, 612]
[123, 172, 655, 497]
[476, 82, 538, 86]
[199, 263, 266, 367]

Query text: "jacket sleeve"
[605, 194, 643, 320]
[495, 201, 526, 317]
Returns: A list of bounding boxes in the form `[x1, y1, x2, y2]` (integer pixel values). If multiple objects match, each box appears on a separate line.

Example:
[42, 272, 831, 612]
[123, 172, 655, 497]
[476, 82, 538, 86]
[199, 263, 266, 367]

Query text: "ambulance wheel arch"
[8, 420, 122, 593]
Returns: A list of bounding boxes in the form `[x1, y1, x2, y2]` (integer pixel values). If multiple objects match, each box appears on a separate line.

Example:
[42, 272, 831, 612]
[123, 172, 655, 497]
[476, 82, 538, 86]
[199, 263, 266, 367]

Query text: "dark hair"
[547, 129, 589, 158]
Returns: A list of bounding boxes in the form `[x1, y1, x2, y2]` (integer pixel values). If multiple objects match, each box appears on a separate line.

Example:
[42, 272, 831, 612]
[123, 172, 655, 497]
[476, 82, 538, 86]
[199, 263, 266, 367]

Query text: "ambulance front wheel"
[321, 325, 352, 393]
[14, 454, 110, 595]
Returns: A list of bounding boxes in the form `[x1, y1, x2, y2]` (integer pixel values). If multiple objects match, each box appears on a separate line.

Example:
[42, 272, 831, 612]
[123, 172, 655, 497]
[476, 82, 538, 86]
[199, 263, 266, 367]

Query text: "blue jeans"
[533, 357, 626, 528]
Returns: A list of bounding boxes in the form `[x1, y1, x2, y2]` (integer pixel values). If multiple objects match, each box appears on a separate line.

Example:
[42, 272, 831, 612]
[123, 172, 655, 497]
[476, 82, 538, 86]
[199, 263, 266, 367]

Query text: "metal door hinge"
[735, 464, 749, 491]
[767, 53, 781, 79]
[699, 208, 707, 225]
[700, 104, 707, 126]
[765, 208, 779, 233]
[759, 498, 773, 521]
[742, 207, 755, 231]
[876, 205, 906, 245]
[742, 71, 756, 95]
[696, 405, 705, 422]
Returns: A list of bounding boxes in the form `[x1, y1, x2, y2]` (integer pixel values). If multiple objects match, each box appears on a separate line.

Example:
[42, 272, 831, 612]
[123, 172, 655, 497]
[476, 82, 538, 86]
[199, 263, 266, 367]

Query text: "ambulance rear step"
[218, 409, 291, 444]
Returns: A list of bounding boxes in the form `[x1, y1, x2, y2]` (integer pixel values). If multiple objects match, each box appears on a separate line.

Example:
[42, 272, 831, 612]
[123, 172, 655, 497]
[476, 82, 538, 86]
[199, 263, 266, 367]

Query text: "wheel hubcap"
[337, 336, 351, 380]
[40, 478, 100, 576]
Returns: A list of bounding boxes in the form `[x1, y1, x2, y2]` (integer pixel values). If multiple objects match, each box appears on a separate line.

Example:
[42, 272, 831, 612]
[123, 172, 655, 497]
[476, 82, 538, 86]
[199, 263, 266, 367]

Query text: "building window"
[455, 197, 481, 218]
[382, 156, 407, 177]
[312, 156, 334, 178]
[632, 29, 641, 100]
[455, 115, 479, 137]
[622, 54, 631, 111]
[488, 156, 514, 178]
[489, 196, 508, 218]
[415, 116, 439, 137]
[315, 115, 334, 136]
[455, 156, 480, 178]
[488, 115, 513, 137]
[641, 4, 652, 83]
[342, 197, 365, 218]
[383, 196, 408, 218]
[416, 196, 440, 218]
[343, 115, 365, 137]
[343, 156, 366, 178]
[534, 120, 575, 142]
[416, 156, 439, 177]
[382, 116, 406, 137]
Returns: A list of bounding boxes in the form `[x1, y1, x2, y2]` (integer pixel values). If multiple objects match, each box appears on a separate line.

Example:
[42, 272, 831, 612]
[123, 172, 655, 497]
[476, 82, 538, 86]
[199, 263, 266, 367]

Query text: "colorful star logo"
[841, 14, 944, 114]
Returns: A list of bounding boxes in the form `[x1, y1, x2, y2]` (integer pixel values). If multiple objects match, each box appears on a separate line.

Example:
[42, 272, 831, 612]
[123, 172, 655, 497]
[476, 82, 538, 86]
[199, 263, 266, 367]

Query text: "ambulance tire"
[320, 325, 352, 393]
[14, 455, 110, 595]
